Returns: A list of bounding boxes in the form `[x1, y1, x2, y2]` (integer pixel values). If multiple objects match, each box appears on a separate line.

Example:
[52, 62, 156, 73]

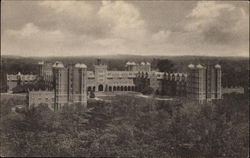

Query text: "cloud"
[185, 1, 248, 46]
[2, 23, 72, 56]
[40, 1, 93, 19]
[188, 1, 235, 18]
[5, 23, 64, 41]
[7, 23, 39, 37]
[98, 1, 147, 41]
[39, 1, 108, 38]
[1, 1, 248, 57]
[152, 30, 171, 42]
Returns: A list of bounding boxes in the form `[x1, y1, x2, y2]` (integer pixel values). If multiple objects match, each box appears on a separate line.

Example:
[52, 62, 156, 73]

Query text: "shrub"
[141, 87, 154, 95]
[90, 90, 95, 98]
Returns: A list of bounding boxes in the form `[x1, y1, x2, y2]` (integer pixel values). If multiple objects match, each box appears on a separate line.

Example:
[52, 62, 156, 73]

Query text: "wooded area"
[1, 93, 248, 157]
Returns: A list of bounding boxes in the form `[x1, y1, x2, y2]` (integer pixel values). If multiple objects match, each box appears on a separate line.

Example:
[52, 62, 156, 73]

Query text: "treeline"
[1, 93, 248, 157]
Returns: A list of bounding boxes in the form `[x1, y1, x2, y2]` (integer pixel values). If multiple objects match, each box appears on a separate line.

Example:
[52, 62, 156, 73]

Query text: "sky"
[1, 1, 249, 57]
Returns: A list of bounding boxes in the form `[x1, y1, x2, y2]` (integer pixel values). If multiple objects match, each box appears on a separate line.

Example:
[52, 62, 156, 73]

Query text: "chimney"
[97, 58, 101, 65]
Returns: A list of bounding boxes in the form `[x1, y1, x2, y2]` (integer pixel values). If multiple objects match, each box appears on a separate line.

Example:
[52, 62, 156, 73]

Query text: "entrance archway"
[98, 84, 104, 91]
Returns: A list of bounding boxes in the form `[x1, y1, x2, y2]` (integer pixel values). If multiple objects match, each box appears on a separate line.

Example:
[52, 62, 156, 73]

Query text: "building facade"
[28, 90, 54, 110]
[86, 60, 141, 92]
[36, 59, 222, 104]
[38, 60, 151, 93]
[7, 72, 37, 91]
[134, 71, 187, 96]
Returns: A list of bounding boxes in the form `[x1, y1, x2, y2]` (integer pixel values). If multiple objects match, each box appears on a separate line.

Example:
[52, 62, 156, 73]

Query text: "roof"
[215, 64, 221, 69]
[38, 61, 44, 65]
[7, 74, 37, 81]
[126, 61, 132, 65]
[53, 61, 64, 68]
[75, 63, 87, 68]
[196, 64, 204, 69]
[146, 62, 151, 65]
[188, 64, 195, 69]
[131, 62, 136, 65]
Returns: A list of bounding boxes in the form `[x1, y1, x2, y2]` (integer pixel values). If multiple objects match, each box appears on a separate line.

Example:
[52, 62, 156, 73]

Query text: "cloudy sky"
[1, 1, 249, 57]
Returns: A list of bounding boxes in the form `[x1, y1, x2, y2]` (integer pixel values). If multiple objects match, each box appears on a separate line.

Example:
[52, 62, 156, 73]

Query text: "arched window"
[128, 86, 131, 91]
[98, 85, 104, 91]
[109, 86, 112, 91]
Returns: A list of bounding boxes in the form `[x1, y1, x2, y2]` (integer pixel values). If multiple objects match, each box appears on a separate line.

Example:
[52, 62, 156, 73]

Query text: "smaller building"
[28, 90, 54, 111]
[222, 87, 244, 94]
[126, 61, 151, 72]
[7, 72, 37, 91]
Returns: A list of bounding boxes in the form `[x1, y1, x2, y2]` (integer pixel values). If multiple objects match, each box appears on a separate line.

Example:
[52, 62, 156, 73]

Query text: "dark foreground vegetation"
[0, 93, 248, 157]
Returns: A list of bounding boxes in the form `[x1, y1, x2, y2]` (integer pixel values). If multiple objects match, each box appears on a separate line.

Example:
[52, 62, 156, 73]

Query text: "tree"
[90, 90, 95, 98]
[155, 89, 160, 95]
[157, 59, 175, 72]
[141, 87, 154, 95]
[1, 93, 248, 157]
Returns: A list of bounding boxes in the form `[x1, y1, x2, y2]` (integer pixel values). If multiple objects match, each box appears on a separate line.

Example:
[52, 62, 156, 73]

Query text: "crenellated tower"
[52, 61, 67, 110]
[187, 63, 222, 103]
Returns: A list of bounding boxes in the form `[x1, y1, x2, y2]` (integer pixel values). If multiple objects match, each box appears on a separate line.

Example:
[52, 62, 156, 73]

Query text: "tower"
[74, 63, 87, 107]
[94, 59, 108, 92]
[187, 64, 206, 103]
[38, 61, 45, 77]
[214, 64, 222, 99]
[52, 61, 67, 111]
[196, 64, 206, 102]
[187, 63, 222, 103]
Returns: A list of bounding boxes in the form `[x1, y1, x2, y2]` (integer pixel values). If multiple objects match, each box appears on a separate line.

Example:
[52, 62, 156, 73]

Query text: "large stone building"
[38, 59, 150, 93]
[32, 59, 222, 109]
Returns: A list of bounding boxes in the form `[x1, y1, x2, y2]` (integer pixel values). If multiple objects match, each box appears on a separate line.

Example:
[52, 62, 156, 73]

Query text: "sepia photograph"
[0, 0, 249, 157]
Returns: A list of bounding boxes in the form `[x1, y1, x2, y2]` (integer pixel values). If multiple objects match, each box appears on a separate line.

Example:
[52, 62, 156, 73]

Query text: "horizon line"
[2, 54, 249, 58]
